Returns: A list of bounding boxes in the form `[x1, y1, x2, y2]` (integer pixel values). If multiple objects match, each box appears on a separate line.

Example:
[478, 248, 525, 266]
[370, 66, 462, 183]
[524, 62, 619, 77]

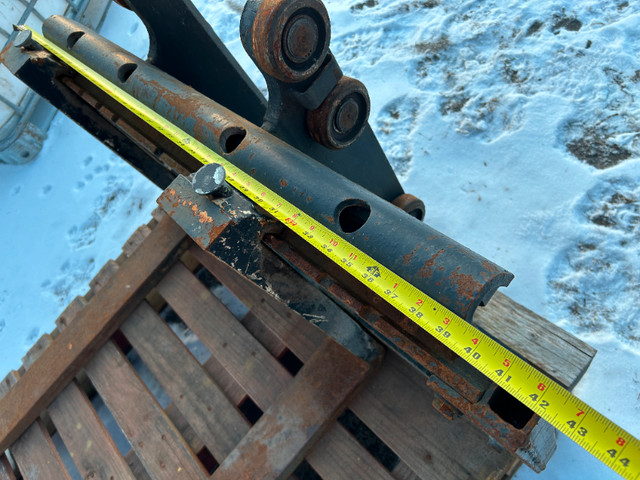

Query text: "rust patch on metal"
[280, 178, 288, 187]
[418, 248, 446, 278]
[427, 380, 535, 451]
[449, 267, 481, 302]
[402, 244, 420, 265]
[0, 43, 13, 63]
[481, 259, 502, 276]
[135, 76, 224, 145]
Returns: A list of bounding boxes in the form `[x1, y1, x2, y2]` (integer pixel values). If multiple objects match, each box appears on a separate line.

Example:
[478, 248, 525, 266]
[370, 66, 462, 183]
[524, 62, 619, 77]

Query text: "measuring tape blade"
[23, 26, 639, 479]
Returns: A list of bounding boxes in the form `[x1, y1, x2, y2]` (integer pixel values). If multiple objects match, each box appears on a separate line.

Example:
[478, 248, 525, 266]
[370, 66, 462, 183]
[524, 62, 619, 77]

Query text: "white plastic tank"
[0, 0, 111, 164]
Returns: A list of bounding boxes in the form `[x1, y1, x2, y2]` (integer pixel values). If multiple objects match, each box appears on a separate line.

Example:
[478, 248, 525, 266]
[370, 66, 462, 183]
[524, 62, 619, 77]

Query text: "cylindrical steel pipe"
[43, 16, 513, 320]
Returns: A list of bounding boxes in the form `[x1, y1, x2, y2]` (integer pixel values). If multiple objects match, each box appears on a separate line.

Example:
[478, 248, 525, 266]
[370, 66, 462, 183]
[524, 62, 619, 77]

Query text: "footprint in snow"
[547, 177, 640, 350]
[26, 327, 40, 344]
[374, 95, 422, 180]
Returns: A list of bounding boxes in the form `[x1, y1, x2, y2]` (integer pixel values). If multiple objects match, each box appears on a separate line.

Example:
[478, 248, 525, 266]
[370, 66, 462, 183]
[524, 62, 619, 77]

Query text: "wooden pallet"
[0, 211, 596, 479]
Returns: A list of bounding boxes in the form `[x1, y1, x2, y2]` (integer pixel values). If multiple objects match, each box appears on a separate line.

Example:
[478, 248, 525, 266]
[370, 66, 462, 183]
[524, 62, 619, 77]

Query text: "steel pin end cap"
[14, 29, 38, 50]
[192, 163, 230, 197]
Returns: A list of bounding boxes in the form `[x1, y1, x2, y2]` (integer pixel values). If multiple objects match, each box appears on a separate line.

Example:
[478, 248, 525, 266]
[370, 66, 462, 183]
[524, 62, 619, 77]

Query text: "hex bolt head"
[192, 163, 231, 198]
[284, 14, 319, 64]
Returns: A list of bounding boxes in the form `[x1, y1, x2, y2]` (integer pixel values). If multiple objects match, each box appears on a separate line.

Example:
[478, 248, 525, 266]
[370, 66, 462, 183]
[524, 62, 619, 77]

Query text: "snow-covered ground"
[1, 0, 639, 478]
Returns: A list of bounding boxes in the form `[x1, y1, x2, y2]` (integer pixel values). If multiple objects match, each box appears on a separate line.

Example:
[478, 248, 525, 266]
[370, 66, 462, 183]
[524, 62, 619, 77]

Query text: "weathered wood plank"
[307, 424, 394, 480]
[202, 355, 248, 407]
[190, 295, 398, 480]
[120, 302, 249, 461]
[85, 341, 207, 480]
[55, 297, 87, 330]
[349, 352, 513, 480]
[0, 454, 16, 480]
[188, 245, 323, 361]
[474, 292, 596, 388]
[11, 419, 71, 480]
[156, 262, 291, 410]
[88, 259, 120, 294]
[213, 338, 374, 480]
[0, 214, 187, 452]
[391, 460, 421, 480]
[47, 381, 134, 480]
[126, 451, 154, 480]
[170, 254, 393, 478]
[240, 310, 287, 359]
[0, 372, 20, 400]
[122, 225, 152, 258]
[21, 334, 54, 371]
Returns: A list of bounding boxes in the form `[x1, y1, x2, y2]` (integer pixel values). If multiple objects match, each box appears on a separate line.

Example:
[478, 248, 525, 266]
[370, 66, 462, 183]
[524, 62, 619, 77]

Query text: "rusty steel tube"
[42, 16, 513, 320]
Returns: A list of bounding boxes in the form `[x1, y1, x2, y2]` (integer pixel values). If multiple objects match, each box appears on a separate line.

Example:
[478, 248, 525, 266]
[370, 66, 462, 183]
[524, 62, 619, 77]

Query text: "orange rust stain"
[449, 268, 481, 301]
[136, 77, 224, 141]
[198, 211, 213, 224]
[481, 260, 502, 275]
[280, 179, 288, 187]
[419, 248, 446, 278]
[208, 221, 233, 245]
[402, 245, 420, 265]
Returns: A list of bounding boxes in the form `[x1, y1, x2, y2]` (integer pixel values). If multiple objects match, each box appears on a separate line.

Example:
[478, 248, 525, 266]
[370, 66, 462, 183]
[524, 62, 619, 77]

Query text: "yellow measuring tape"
[24, 26, 639, 479]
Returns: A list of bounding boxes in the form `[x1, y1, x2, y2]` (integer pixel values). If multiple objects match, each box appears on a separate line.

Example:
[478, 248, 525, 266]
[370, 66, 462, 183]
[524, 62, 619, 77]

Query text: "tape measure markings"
[24, 26, 639, 479]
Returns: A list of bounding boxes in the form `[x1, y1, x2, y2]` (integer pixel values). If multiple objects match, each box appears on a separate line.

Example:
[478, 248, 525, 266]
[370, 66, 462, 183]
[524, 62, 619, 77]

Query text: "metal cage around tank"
[0, 0, 111, 164]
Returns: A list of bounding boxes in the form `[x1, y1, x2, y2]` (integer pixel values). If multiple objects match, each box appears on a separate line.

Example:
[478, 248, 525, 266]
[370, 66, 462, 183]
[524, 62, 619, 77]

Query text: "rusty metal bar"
[37, 16, 513, 321]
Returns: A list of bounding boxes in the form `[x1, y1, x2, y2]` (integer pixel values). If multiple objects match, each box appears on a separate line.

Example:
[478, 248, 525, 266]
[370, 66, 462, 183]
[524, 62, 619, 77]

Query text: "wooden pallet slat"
[0, 455, 16, 480]
[189, 246, 324, 362]
[84, 341, 207, 480]
[55, 297, 87, 331]
[239, 310, 287, 359]
[21, 334, 54, 371]
[176, 257, 396, 480]
[349, 352, 514, 480]
[0, 214, 187, 453]
[473, 292, 596, 388]
[156, 262, 291, 410]
[11, 420, 71, 480]
[0, 209, 598, 480]
[213, 337, 374, 480]
[120, 301, 250, 461]
[307, 424, 395, 480]
[47, 381, 135, 480]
